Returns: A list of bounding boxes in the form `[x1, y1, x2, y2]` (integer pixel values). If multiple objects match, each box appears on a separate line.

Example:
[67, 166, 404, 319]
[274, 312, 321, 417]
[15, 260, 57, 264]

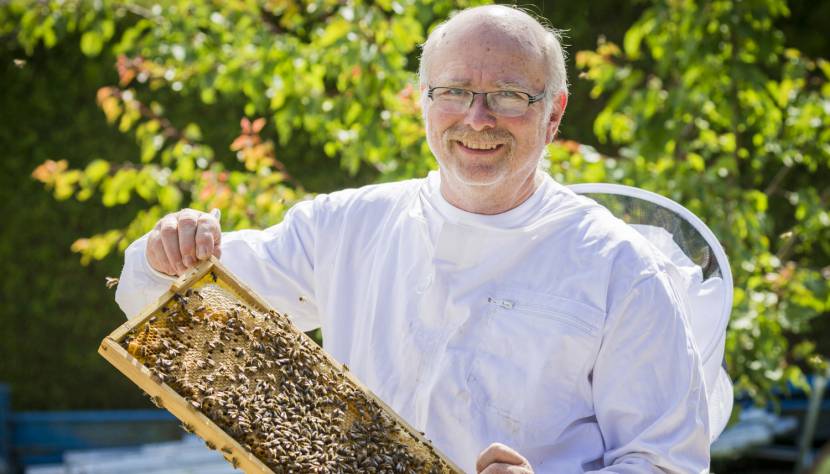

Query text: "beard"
[434, 124, 517, 186]
[442, 124, 515, 153]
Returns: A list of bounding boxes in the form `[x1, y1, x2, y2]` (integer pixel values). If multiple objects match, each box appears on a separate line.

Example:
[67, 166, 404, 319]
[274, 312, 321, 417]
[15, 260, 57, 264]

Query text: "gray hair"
[418, 5, 569, 108]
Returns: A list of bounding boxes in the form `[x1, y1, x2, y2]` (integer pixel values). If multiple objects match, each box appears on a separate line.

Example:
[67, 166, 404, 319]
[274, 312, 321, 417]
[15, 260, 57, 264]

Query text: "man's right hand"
[147, 208, 222, 276]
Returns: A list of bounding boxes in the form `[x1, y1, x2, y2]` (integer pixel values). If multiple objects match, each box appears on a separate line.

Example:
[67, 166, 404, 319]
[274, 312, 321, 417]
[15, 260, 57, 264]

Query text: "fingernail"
[197, 246, 207, 259]
[183, 256, 195, 267]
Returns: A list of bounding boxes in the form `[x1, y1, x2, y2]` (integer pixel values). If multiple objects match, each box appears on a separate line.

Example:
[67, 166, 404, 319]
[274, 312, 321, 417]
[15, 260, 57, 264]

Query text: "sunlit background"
[1, 0, 828, 472]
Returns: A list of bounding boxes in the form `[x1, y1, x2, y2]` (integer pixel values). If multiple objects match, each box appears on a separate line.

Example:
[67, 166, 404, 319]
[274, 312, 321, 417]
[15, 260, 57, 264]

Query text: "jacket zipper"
[487, 297, 514, 309]
[488, 297, 597, 335]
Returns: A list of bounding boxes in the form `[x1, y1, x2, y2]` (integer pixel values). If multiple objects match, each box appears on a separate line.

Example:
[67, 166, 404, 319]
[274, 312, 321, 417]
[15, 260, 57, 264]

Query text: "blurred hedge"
[0, 0, 641, 410]
[0, 0, 827, 411]
[0, 37, 148, 409]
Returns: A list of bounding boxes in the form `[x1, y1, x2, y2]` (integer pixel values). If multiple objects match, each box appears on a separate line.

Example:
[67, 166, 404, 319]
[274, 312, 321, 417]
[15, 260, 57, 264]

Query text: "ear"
[419, 83, 429, 121]
[544, 92, 568, 144]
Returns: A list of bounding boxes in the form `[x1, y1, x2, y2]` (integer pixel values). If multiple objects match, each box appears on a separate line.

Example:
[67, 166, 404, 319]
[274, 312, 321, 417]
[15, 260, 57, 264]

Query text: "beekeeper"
[116, 5, 710, 473]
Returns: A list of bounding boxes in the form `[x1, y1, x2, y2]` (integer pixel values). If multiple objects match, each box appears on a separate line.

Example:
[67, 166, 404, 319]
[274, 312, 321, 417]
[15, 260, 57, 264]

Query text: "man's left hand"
[476, 442, 534, 474]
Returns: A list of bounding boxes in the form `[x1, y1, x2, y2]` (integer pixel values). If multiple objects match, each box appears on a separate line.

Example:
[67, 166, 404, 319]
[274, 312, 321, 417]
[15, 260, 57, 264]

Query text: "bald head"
[419, 6, 568, 103]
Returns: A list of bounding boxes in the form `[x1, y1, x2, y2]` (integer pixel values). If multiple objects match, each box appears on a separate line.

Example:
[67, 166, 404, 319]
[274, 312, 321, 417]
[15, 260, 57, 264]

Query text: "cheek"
[426, 114, 451, 143]
[510, 123, 544, 149]
[424, 115, 448, 157]
[503, 121, 549, 163]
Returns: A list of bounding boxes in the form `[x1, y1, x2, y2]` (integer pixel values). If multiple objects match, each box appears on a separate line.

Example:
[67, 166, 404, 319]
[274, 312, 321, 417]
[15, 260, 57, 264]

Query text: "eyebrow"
[437, 78, 472, 87]
[493, 79, 533, 90]
[435, 78, 534, 91]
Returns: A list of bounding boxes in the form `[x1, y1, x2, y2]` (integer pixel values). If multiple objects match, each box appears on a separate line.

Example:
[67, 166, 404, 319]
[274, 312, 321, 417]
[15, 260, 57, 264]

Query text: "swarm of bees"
[121, 272, 456, 473]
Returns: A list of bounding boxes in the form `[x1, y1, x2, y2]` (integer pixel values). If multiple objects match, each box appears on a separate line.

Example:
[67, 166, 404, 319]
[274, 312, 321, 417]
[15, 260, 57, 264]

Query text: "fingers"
[147, 208, 222, 276]
[195, 225, 214, 260]
[177, 209, 200, 268]
[209, 208, 222, 259]
[146, 231, 176, 276]
[159, 214, 186, 275]
[195, 212, 222, 260]
[476, 443, 532, 474]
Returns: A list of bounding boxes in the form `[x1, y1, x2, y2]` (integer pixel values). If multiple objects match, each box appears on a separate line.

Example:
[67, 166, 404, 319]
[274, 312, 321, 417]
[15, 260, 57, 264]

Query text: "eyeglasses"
[427, 86, 545, 117]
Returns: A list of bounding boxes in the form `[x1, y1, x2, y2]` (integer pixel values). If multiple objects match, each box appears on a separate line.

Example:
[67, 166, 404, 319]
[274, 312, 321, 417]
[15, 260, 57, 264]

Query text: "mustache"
[443, 125, 514, 145]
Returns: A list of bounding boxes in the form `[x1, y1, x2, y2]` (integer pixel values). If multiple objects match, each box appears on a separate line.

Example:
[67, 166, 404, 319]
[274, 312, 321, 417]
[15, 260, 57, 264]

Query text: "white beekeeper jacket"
[116, 171, 710, 473]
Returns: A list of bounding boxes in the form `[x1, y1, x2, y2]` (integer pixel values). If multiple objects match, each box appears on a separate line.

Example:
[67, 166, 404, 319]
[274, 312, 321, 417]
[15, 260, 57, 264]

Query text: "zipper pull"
[487, 297, 514, 309]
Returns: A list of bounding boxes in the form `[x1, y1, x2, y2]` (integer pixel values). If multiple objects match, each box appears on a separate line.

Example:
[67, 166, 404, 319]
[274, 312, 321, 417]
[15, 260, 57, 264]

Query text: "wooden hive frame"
[99, 257, 463, 473]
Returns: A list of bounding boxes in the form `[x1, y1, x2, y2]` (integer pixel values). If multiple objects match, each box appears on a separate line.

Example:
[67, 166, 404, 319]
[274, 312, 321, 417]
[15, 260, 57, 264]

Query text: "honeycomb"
[115, 268, 460, 474]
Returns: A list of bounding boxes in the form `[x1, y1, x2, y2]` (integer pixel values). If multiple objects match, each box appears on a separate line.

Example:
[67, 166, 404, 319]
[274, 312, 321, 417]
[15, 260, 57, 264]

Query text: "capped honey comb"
[99, 258, 461, 473]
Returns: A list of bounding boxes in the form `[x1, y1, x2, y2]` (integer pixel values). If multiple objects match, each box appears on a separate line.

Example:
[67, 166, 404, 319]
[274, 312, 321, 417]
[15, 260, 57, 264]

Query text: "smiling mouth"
[454, 140, 504, 153]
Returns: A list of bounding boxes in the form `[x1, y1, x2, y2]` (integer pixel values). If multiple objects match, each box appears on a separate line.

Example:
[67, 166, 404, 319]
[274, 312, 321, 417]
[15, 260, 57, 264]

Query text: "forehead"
[428, 20, 546, 90]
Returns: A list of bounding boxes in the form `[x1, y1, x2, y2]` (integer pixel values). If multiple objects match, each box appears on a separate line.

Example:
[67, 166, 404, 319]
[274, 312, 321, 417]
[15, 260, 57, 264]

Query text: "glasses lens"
[432, 88, 472, 114]
[488, 91, 529, 117]
[430, 88, 532, 116]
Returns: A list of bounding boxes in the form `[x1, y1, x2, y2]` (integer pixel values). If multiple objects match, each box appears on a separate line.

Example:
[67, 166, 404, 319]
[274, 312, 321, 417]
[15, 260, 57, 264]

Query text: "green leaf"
[84, 159, 110, 183]
[318, 17, 351, 48]
[623, 16, 654, 60]
[80, 31, 103, 57]
[687, 153, 705, 172]
[200, 88, 216, 104]
[184, 123, 202, 141]
[158, 186, 182, 210]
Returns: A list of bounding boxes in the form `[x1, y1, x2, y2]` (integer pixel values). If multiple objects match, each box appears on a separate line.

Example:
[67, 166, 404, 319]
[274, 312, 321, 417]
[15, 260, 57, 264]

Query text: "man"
[116, 5, 710, 473]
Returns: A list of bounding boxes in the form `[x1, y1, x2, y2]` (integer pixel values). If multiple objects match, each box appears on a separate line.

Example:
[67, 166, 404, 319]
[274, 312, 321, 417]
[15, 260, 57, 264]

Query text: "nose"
[463, 94, 496, 131]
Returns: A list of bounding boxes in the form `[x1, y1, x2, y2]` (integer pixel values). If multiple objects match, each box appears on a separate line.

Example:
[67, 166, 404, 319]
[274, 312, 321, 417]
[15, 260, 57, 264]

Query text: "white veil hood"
[569, 183, 734, 442]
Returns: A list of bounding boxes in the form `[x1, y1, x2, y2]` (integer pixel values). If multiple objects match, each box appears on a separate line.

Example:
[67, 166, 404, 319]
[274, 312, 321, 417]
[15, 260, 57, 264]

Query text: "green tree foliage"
[2, 0, 827, 410]
[567, 0, 829, 402]
[5, 0, 479, 265]
[0, 0, 476, 408]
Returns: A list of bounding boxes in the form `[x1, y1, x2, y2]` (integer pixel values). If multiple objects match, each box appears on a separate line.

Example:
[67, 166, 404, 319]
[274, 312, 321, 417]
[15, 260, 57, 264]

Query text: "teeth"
[460, 141, 499, 150]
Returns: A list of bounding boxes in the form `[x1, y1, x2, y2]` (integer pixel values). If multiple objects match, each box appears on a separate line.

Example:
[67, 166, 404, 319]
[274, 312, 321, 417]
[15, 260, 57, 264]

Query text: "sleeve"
[586, 270, 710, 474]
[114, 199, 323, 332]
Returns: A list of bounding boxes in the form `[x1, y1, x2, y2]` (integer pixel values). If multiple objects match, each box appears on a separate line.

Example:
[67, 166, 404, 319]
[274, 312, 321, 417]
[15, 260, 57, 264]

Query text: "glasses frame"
[426, 86, 546, 117]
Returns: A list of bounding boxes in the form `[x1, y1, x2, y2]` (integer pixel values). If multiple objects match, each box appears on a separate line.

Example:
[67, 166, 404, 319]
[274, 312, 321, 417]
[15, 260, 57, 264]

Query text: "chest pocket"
[463, 286, 605, 446]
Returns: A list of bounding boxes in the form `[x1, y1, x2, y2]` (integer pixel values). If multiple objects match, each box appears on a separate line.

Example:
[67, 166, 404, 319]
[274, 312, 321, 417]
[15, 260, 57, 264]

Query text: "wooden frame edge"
[98, 338, 273, 473]
[101, 256, 463, 473]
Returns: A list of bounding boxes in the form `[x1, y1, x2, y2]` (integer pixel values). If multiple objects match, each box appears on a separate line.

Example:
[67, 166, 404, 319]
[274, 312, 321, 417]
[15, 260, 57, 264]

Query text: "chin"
[447, 163, 508, 187]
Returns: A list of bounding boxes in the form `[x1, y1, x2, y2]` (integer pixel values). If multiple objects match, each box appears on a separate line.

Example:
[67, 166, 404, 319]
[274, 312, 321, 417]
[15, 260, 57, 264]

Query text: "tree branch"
[764, 165, 792, 197]
[776, 187, 830, 262]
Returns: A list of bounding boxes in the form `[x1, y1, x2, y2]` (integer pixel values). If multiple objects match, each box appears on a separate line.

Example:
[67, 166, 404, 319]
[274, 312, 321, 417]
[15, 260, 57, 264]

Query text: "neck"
[439, 170, 543, 215]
